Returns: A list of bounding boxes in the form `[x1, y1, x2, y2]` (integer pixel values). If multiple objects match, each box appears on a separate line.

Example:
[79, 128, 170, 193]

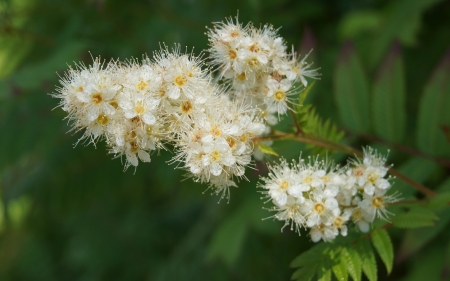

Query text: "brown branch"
[253, 131, 437, 198]
[346, 130, 450, 169]
[289, 110, 303, 135]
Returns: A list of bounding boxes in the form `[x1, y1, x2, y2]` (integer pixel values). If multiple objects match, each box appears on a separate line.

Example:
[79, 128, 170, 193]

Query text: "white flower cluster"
[53, 17, 321, 199]
[259, 148, 398, 242]
[207, 16, 320, 124]
[54, 47, 265, 197]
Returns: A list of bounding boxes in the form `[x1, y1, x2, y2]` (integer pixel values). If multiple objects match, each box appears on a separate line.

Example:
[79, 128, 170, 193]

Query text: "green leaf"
[291, 265, 317, 281]
[290, 243, 328, 268]
[334, 41, 371, 132]
[206, 210, 247, 267]
[298, 81, 316, 105]
[341, 247, 362, 281]
[317, 258, 332, 281]
[257, 144, 279, 156]
[371, 229, 394, 274]
[338, 10, 382, 39]
[416, 49, 450, 157]
[372, 42, 406, 142]
[392, 206, 438, 229]
[368, 0, 443, 67]
[393, 158, 437, 198]
[331, 252, 348, 281]
[398, 180, 450, 259]
[356, 239, 378, 281]
[428, 190, 450, 211]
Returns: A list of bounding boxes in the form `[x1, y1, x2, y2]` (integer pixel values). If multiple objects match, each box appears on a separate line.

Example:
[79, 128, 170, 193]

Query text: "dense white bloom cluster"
[207, 16, 320, 122]
[259, 148, 398, 242]
[54, 17, 320, 199]
[54, 47, 266, 196]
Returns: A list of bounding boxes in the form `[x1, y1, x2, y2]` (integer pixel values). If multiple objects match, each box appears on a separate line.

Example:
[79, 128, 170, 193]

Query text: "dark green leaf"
[371, 229, 394, 274]
[206, 210, 247, 267]
[356, 239, 378, 281]
[291, 265, 317, 281]
[372, 42, 406, 142]
[334, 41, 370, 132]
[416, 49, 450, 157]
[392, 206, 438, 229]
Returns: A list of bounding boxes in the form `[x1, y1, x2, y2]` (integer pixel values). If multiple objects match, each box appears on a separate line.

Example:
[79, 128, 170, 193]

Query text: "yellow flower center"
[314, 203, 325, 215]
[274, 90, 286, 101]
[247, 58, 258, 66]
[136, 81, 148, 91]
[180, 101, 193, 114]
[236, 72, 246, 81]
[211, 127, 222, 137]
[134, 102, 145, 115]
[130, 141, 139, 153]
[227, 137, 236, 149]
[92, 93, 103, 104]
[279, 180, 289, 191]
[228, 49, 237, 59]
[367, 172, 378, 184]
[303, 176, 313, 185]
[96, 114, 108, 125]
[175, 75, 187, 87]
[249, 44, 260, 53]
[333, 217, 344, 228]
[210, 151, 221, 162]
[372, 196, 384, 208]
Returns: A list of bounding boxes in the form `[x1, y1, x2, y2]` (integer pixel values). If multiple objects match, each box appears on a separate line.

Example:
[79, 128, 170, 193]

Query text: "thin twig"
[253, 131, 437, 198]
[289, 110, 303, 135]
[346, 130, 450, 169]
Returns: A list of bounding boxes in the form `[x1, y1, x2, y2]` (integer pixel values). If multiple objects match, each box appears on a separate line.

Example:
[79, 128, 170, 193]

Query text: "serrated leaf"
[399, 181, 450, 259]
[298, 81, 316, 105]
[372, 42, 406, 143]
[291, 265, 317, 281]
[341, 247, 362, 281]
[331, 254, 348, 281]
[416, 48, 450, 157]
[368, 0, 443, 68]
[392, 207, 438, 229]
[334, 41, 370, 132]
[257, 144, 279, 156]
[290, 243, 328, 268]
[371, 229, 394, 274]
[317, 258, 332, 281]
[357, 239, 378, 281]
[428, 190, 450, 211]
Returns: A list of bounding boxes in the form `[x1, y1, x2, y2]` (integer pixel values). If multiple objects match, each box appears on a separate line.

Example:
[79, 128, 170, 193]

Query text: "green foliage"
[333, 42, 371, 133]
[257, 144, 279, 157]
[291, 231, 395, 281]
[372, 43, 406, 143]
[371, 229, 394, 274]
[416, 50, 450, 157]
[392, 158, 437, 198]
[295, 82, 345, 155]
[1, 0, 450, 280]
[367, 0, 444, 67]
[392, 206, 439, 229]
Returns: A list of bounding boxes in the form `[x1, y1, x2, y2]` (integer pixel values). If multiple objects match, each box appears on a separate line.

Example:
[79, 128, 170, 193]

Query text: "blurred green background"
[1, 0, 449, 280]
